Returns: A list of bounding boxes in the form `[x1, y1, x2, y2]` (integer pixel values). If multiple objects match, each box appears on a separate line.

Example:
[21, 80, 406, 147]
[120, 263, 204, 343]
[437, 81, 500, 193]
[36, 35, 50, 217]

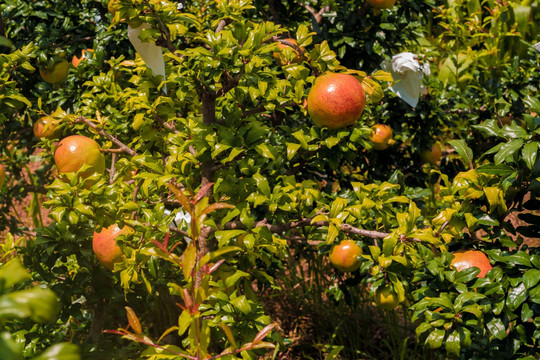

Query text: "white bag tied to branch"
[381, 52, 430, 108]
[127, 23, 167, 93]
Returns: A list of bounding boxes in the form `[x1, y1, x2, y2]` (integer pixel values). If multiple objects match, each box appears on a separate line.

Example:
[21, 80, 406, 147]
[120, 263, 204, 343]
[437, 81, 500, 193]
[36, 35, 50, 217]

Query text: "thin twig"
[168, 226, 190, 238]
[25, 185, 47, 194]
[76, 116, 137, 156]
[156, 114, 179, 134]
[278, 38, 305, 56]
[109, 153, 117, 185]
[435, 220, 450, 237]
[101, 148, 129, 154]
[298, 2, 330, 24]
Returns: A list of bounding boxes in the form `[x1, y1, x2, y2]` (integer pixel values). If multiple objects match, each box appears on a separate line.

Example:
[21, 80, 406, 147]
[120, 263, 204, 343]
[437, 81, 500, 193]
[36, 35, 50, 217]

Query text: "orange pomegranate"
[329, 240, 363, 272]
[54, 135, 105, 179]
[451, 250, 492, 278]
[307, 73, 366, 129]
[371, 124, 395, 150]
[92, 224, 133, 270]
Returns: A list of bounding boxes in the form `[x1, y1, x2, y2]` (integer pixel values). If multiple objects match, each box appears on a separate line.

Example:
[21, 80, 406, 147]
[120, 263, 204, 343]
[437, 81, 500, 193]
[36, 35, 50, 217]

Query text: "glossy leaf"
[445, 330, 461, 358]
[522, 141, 538, 170]
[0, 258, 31, 292]
[182, 243, 197, 280]
[32, 343, 80, 360]
[425, 329, 445, 349]
[486, 317, 506, 340]
[448, 139, 473, 168]
[494, 139, 524, 164]
[523, 269, 540, 289]
[0, 288, 60, 323]
[125, 307, 142, 336]
[506, 283, 528, 311]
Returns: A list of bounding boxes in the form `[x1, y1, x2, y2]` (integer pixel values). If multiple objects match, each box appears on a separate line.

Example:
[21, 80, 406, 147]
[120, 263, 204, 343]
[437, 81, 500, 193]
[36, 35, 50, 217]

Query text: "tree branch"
[0, 12, 5, 37]
[271, 37, 306, 57]
[201, 93, 217, 126]
[89, 297, 107, 343]
[76, 116, 137, 156]
[216, 70, 243, 97]
[298, 2, 330, 24]
[156, 113, 179, 134]
[143, 0, 176, 53]
[223, 216, 389, 239]
[215, 18, 232, 33]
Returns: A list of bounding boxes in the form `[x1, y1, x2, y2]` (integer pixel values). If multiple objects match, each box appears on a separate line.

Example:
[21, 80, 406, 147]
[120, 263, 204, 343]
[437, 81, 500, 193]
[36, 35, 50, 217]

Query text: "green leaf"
[211, 143, 231, 159]
[371, 70, 393, 82]
[325, 137, 340, 149]
[0, 332, 23, 360]
[286, 143, 301, 160]
[362, 77, 384, 103]
[506, 282, 527, 311]
[326, 345, 344, 359]
[326, 223, 339, 244]
[215, 230, 245, 247]
[182, 243, 197, 280]
[0, 288, 60, 323]
[483, 187, 503, 211]
[32, 343, 80, 360]
[226, 270, 250, 288]
[494, 139, 524, 164]
[530, 285, 540, 304]
[454, 268, 480, 283]
[523, 269, 540, 289]
[523, 94, 540, 114]
[476, 164, 516, 176]
[209, 246, 242, 260]
[496, 252, 531, 267]
[220, 323, 237, 350]
[177, 310, 192, 337]
[531, 255, 540, 269]
[472, 119, 501, 138]
[223, 148, 244, 163]
[448, 140, 473, 168]
[253, 172, 270, 196]
[445, 330, 461, 358]
[230, 295, 251, 314]
[501, 123, 527, 139]
[425, 329, 445, 349]
[522, 142, 538, 170]
[256, 144, 276, 160]
[0, 258, 31, 291]
[476, 214, 499, 226]
[521, 302, 533, 322]
[486, 317, 506, 340]
[329, 197, 347, 218]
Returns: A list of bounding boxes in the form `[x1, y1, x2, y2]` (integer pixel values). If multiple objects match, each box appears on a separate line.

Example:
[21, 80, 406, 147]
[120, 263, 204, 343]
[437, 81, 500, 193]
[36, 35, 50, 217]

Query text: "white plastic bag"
[128, 23, 167, 93]
[381, 52, 430, 108]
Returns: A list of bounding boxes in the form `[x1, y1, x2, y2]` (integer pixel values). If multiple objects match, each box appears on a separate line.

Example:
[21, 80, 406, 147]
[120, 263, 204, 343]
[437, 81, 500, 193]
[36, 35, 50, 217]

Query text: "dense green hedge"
[1, 0, 539, 359]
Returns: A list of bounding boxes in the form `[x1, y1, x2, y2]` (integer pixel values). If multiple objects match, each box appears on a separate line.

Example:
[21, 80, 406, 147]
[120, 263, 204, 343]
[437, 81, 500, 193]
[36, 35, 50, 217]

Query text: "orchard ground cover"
[1, 0, 539, 359]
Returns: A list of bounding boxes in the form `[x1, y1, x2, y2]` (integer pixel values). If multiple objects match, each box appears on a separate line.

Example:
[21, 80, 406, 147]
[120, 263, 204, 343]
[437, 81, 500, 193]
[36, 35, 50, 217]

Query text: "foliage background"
[0, 0, 539, 359]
